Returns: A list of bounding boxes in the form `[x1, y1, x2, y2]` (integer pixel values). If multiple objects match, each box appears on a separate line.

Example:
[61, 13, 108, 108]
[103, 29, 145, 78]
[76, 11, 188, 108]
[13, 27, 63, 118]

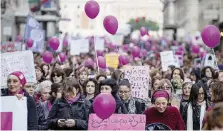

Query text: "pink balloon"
[96, 50, 104, 56]
[58, 52, 67, 63]
[26, 39, 33, 48]
[191, 45, 200, 54]
[119, 55, 129, 65]
[42, 51, 53, 64]
[48, 37, 60, 50]
[84, 58, 94, 68]
[16, 35, 23, 42]
[201, 25, 221, 48]
[140, 27, 147, 36]
[140, 49, 147, 58]
[93, 93, 116, 119]
[98, 56, 106, 69]
[175, 51, 183, 55]
[63, 39, 68, 47]
[122, 44, 129, 51]
[103, 15, 118, 35]
[84, 0, 99, 19]
[132, 46, 140, 58]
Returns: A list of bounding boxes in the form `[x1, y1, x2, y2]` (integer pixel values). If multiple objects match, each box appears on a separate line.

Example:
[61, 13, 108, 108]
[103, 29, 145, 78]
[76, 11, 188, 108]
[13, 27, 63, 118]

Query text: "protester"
[97, 78, 128, 114]
[47, 78, 91, 130]
[35, 66, 45, 83]
[190, 68, 201, 83]
[202, 103, 223, 130]
[95, 74, 107, 84]
[181, 82, 209, 130]
[76, 66, 89, 94]
[144, 90, 185, 130]
[218, 70, 223, 81]
[111, 70, 124, 84]
[1, 71, 38, 130]
[83, 78, 98, 103]
[118, 79, 145, 114]
[50, 68, 66, 84]
[171, 68, 184, 94]
[180, 82, 192, 114]
[201, 66, 215, 83]
[41, 64, 51, 80]
[158, 79, 181, 108]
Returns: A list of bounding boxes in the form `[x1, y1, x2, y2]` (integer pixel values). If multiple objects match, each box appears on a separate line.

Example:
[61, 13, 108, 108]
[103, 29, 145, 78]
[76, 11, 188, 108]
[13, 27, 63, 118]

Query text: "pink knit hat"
[9, 71, 27, 86]
[152, 90, 169, 101]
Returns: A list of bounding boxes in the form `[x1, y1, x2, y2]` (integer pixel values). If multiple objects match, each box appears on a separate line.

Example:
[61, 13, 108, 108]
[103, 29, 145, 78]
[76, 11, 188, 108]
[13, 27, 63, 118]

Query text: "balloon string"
[212, 48, 219, 70]
[94, 37, 100, 73]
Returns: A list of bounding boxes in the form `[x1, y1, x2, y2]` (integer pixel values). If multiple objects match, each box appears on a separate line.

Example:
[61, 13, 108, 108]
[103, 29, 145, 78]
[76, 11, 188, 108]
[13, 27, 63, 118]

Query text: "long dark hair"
[83, 78, 99, 96]
[189, 81, 208, 106]
[171, 67, 185, 80]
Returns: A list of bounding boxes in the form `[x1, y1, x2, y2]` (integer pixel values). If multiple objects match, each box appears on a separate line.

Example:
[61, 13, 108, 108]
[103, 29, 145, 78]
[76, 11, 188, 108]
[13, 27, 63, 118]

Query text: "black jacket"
[179, 99, 189, 115]
[47, 97, 91, 130]
[36, 102, 47, 130]
[1, 88, 38, 130]
[124, 98, 145, 114]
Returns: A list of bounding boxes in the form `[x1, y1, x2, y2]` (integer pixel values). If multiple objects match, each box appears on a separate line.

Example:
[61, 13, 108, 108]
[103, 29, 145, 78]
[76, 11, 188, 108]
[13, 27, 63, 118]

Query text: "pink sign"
[1, 112, 13, 130]
[88, 114, 146, 130]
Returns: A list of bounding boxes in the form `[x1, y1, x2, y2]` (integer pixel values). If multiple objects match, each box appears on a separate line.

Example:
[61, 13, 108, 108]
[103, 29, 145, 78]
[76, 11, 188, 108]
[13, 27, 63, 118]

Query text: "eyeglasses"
[159, 86, 171, 90]
[118, 91, 130, 94]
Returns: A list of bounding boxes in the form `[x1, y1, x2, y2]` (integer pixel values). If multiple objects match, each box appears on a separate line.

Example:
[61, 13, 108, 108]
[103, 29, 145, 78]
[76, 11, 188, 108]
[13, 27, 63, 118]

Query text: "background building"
[1, 0, 61, 42]
[59, 0, 163, 37]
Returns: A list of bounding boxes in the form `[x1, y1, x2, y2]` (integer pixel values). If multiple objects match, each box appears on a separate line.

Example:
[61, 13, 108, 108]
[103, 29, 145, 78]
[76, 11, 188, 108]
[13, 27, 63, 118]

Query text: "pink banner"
[1, 112, 13, 130]
[88, 114, 146, 130]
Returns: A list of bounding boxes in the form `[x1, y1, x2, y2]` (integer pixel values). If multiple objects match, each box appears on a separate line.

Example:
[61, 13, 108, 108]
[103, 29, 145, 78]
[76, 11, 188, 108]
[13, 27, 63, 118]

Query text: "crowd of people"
[1, 35, 223, 130]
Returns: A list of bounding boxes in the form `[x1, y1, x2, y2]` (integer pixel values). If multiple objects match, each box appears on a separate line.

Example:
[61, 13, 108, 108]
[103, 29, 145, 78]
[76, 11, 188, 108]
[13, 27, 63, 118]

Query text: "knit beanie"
[9, 71, 27, 86]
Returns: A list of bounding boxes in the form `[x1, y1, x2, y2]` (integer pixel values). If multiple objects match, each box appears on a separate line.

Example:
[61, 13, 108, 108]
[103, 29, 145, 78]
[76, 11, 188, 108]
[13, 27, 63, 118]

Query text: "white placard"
[1, 50, 37, 87]
[79, 39, 89, 53]
[94, 37, 105, 51]
[0, 96, 27, 130]
[70, 40, 80, 55]
[160, 51, 177, 71]
[204, 53, 216, 68]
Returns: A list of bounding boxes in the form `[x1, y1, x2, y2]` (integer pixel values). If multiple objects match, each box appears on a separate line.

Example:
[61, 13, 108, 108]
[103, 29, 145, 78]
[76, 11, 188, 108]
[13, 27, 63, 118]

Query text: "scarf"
[65, 93, 80, 104]
[125, 97, 136, 114]
[187, 101, 206, 130]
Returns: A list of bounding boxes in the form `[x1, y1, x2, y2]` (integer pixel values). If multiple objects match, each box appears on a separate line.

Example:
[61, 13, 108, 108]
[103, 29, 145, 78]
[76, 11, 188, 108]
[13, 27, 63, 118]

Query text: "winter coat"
[1, 88, 38, 130]
[47, 97, 91, 130]
[123, 97, 145, 114]
[36, 102, 47, 130]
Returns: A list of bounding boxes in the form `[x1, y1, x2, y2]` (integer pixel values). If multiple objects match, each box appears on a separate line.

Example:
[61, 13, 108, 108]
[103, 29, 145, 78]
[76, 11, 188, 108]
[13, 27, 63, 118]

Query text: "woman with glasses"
[50, 68, 66, 84]
[118, 79, 145, 114]
[158, 79, 181, 109]
[181, 81, 209, 130]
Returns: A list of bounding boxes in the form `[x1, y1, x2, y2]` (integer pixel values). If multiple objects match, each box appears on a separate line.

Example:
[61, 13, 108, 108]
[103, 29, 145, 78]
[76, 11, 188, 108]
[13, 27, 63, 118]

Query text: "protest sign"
[160, 51, 179, 71]
[94, 37, 105, 51]
[70, 39, 81, 55]
[1, 50, 36, 87]
[204, 53, 217, 68]
[105, 53, 119, 69]
[109, 34, 124, 46]
[88, 114, 146, 130]
[0, 96, 27, 130]
[79, 39, 89, 53]
[123, 66, 150, 100]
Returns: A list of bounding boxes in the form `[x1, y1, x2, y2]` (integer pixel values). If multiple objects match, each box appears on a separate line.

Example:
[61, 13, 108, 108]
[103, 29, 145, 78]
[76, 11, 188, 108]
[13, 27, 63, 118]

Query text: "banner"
[123, 66, 150, 100]
[0, 96, 27, 130]
[105, 53, 119, 69]
[1, 50, 36, 87]
[88, 114, 146, 130]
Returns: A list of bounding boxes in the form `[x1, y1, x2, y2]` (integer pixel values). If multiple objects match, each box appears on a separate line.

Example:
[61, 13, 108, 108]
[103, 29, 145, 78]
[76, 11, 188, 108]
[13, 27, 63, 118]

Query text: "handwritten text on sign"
[124, 66, 150, 100]
[88, 114, 146, 130]
[1, 50, 36, 87]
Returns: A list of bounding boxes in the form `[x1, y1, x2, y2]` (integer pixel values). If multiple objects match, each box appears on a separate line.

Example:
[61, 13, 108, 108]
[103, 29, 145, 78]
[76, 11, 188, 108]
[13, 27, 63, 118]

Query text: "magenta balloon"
[84, 0, 99, 19]
[132, 46, 140, 58]
[58, 52, 67, 63]
[93, 93, 116, 119]
[119, 55, 129, 65]
[122, 44, 129, 51]
[140, 49, 147, 58]
[103, 15, 118, 35]
[191, 45, 200, 54]
[175, 51, 183, 55]
[96, 50, 104, 56]
[144, 42, 151, 49]
[26, 39, 34, 48]
[49, 37, 60, 50]
[84, 58, 94, 68]
[42, 51, 53, 64]
[16, 35, 23, 42]
[140, 27, 147, 36]
[201, 25, 221, 48]
[98, 56, 106, 69]
[63, 39, 68, 47]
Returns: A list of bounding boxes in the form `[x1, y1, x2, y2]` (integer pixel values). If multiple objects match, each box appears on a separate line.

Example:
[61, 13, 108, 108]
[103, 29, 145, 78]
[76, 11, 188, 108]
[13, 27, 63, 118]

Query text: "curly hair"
[99, 78, 118, 95]
[83, 78, 99, 96]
